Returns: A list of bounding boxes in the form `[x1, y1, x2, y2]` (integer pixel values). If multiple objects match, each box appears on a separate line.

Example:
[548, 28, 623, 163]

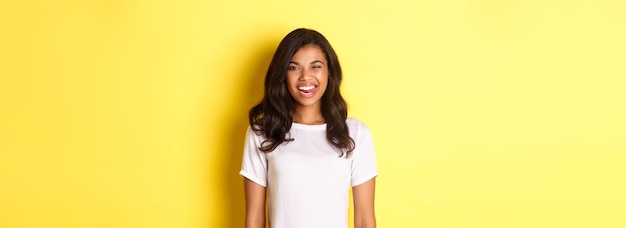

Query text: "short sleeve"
[239, 126, 268, 187]
[350, 120, 378, 187]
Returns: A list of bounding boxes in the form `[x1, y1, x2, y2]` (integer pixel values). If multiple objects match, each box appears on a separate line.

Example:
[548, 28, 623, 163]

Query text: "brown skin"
[244, 178, 266, 228]
[353, 178, 377, 228]
[244, 45, 376, 227]
[286, 45, 329, 125]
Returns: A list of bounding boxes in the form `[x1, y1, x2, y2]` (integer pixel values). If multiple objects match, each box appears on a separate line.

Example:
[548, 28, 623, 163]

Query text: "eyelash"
[289, 65, 322, 70]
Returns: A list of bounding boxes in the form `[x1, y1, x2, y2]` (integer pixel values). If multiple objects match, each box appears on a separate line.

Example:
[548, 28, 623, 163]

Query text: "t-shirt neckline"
[291, 122, 327, 130]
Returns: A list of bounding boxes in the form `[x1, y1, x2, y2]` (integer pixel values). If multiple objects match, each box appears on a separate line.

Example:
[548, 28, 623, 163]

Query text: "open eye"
[288, 65, 299, 71]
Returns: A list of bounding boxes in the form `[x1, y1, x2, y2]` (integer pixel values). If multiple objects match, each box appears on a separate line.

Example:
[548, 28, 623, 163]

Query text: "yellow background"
[1, 0, 625, 227]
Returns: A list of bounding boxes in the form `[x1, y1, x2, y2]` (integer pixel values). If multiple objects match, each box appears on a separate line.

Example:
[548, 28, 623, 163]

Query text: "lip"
[296, 84, 319, 98]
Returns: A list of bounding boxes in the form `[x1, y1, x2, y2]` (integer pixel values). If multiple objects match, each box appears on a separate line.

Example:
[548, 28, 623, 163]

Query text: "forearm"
[354, 215, 376, 228]
[245, 214, 265, 228]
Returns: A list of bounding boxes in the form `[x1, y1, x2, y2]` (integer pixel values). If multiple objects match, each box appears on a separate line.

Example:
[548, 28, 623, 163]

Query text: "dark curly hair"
[248, 28, 355, 157]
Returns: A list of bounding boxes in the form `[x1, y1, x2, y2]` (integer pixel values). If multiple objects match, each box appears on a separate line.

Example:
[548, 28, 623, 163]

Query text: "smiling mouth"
[298, 85, 316, 91]
[297, 85, 319, 97]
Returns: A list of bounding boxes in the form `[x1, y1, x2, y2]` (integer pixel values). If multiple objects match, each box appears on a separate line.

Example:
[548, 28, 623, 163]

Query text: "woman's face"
[286, 44, 329, 110]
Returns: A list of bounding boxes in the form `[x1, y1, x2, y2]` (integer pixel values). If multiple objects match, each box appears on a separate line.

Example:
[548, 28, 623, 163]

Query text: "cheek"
[320, 71, 329, 85]
[285, 72, 298, 85]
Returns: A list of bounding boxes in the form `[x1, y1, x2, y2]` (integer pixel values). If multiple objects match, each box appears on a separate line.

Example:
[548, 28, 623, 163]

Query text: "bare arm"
[353, 178, 376, 228]
[244, 178, 266, 228]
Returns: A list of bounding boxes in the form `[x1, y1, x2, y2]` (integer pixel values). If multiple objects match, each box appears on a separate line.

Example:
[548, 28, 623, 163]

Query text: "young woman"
[240, 28, 378, 228]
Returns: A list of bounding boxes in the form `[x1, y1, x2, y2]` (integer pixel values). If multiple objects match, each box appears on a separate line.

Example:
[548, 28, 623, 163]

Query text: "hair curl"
[248, 28, 355, 157]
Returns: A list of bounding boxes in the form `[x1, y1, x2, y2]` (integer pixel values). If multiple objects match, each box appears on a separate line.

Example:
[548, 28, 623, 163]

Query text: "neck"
[293, 105, 325, 125]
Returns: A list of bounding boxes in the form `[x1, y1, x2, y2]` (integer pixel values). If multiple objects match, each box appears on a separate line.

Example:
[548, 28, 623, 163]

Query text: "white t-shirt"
[240, 118, 378, 228]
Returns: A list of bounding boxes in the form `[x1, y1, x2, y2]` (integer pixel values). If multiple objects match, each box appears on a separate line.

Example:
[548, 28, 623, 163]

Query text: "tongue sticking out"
[299, 86, 318, 97]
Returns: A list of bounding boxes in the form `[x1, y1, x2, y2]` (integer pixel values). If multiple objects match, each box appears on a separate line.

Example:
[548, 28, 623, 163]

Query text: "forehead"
[290, 45, 326, 62]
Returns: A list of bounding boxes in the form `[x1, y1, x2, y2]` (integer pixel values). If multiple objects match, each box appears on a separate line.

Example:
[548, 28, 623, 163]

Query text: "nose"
[299, 67, 312, 80]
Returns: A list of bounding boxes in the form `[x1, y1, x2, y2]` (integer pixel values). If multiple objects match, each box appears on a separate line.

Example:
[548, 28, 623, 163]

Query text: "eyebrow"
[289, 60, 325, 65]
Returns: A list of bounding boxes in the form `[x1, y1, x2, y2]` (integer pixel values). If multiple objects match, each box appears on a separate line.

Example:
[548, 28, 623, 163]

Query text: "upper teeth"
[298, 85, 315, 90]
